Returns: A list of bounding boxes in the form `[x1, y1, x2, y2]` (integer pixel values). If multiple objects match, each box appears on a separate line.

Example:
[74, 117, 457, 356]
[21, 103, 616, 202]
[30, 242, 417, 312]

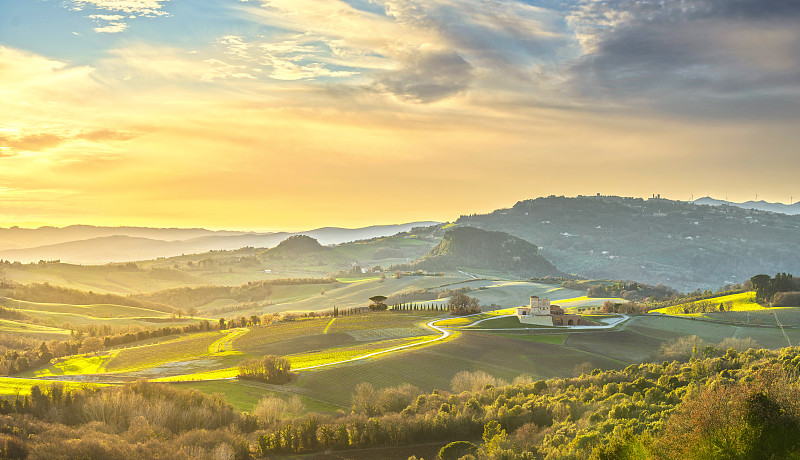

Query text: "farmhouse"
[516, 296, 590, 326]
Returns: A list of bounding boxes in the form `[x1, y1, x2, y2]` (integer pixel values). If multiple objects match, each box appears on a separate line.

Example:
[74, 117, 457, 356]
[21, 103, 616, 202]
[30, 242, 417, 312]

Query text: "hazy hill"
[693, 196, 800, 215]
[411, 226, 562, 276]
[0, 222, 438, 264]
[456, 195, 800, 290]
[262, 235, 327, 258]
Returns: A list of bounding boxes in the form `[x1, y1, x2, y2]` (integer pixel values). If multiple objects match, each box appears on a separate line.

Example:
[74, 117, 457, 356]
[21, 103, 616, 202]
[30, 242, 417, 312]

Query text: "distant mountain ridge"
[693, 196, 800, 215]
[0, 222, 438, 264]
[456, 195, 800, 290]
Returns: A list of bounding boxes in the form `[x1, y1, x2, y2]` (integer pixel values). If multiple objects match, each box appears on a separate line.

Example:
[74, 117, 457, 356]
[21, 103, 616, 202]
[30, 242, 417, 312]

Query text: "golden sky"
[1, 0, 799, 231]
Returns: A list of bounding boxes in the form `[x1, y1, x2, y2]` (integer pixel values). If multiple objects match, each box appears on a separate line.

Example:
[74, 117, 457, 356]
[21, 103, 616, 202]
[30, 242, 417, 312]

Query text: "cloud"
[564, 0, 800, 117]
[69, 0, 170, 17]
[233, 0, 568, 103]
[0, 134, 66, 152]
[94, 22, 128, 33]
[373, 49, 473, 103]
[69, 0, 170, 34]
[0, 130, 139, 154]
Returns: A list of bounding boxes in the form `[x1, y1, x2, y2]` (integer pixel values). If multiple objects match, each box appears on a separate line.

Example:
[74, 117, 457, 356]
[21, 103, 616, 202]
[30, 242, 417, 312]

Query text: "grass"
[498, 333, 567, 345]
[435, 308, 516, 327]
[467, 316, 555, 329]
[649, 292, 762, 315]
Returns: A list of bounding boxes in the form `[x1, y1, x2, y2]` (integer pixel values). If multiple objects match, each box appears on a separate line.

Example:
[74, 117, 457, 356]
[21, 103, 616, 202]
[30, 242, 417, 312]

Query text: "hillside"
[456, 195, 800, 290]
[411, 227, 562, 276]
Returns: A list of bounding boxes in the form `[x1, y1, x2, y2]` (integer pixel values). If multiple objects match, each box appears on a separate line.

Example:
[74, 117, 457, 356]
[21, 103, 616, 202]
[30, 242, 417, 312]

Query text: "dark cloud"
[566, 0, 800, 117]
[373, 50, 473, 103]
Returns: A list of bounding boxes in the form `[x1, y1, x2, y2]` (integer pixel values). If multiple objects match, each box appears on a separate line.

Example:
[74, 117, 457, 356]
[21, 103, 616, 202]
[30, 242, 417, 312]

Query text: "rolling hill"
[409, 226, 562, 276]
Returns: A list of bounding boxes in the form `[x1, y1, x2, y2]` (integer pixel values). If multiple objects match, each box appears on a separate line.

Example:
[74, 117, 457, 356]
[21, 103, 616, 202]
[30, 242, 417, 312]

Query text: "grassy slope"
[0, 297, 171, 319]
[0, 319, 71, 340]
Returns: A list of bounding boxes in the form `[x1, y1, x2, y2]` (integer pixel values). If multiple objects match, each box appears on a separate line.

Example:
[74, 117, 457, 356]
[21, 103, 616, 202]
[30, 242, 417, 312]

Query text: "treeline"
[3, 283, 175, 314]
[4, 342, 800, 457]
[584, 280, 678, 302]
[132, 277, 336, 310]
[751, 273, 798, 302]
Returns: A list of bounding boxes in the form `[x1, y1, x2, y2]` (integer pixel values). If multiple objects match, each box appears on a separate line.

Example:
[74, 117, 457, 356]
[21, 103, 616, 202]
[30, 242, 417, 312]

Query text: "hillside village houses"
[516, 296, 590, 326]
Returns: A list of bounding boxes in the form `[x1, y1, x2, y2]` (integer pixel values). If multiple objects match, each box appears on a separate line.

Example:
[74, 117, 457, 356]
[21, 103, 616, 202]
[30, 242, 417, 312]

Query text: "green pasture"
[290, 332, 627, 408]
[627, 315, 799, 349]
[171, 379, 339, 413]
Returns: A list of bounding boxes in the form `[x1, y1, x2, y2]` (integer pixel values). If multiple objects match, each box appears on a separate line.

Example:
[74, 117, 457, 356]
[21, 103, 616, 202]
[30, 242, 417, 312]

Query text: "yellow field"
[0, 377, 104, 396]
[650, 291, 763, 315]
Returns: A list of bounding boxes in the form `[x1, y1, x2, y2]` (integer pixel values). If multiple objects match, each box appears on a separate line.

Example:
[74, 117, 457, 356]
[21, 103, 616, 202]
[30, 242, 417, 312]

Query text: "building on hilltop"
[516, 296, 591, 326]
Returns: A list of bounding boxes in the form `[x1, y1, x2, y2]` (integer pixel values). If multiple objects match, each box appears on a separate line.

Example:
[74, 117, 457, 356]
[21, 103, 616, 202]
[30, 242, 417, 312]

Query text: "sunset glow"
[2, 0, 799, 230]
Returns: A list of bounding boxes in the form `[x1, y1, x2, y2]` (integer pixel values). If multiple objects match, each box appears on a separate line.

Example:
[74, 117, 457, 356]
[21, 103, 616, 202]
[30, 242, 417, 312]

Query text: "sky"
[1, 0, 799, 231]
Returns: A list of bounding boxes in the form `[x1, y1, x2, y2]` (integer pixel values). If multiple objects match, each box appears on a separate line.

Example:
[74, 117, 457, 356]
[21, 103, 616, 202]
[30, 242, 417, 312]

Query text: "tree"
[751, 274, 772, 301]
[368, 295, 388, 311]
[438, 441, 477, 460]
[448, 292, 480, 315]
